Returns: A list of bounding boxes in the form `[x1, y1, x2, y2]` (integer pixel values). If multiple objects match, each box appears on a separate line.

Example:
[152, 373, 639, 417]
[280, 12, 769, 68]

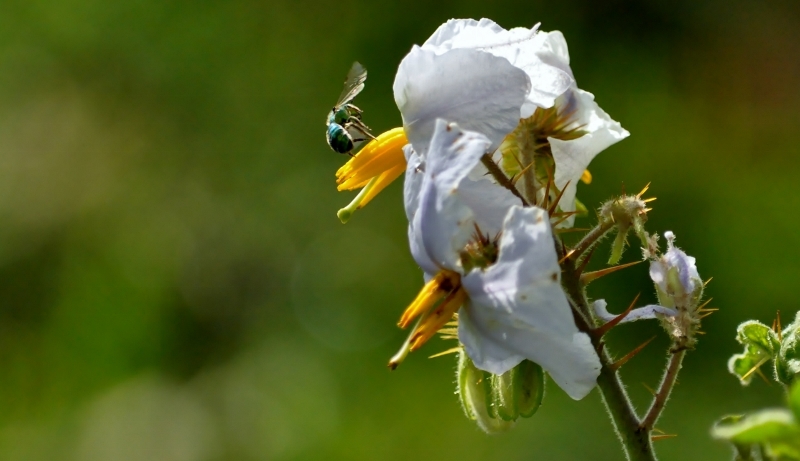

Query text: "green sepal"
[515, 360, 545, 418]
[490, 368, 517, 421]
[728, 321, 780, 385]
[712, 410, 800, 460]
[608, 224, 629, 265]
[456, 351, 514, 433]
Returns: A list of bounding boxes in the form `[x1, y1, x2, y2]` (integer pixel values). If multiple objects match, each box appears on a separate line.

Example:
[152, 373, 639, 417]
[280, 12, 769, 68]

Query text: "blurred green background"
[0, 0, 796, 459]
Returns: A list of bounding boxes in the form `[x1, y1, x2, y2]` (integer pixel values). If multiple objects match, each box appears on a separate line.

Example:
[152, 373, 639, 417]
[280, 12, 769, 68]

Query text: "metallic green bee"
[326, 62, 375, 155]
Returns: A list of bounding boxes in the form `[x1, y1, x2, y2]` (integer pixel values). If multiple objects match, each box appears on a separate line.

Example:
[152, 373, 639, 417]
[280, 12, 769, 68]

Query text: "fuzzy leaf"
[729, 321, 780, 385]
[712, 410, 800, 460]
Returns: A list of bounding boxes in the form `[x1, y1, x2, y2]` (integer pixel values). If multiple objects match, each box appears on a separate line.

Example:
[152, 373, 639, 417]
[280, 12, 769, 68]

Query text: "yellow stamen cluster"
[336, 127, 407, 222]
[389, 270, 466, 369]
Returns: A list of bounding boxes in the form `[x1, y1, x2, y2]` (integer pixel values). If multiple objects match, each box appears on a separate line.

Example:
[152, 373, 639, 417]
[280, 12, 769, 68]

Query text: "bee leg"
[346, 120, 376, 139]
[345, 104, 363, 115]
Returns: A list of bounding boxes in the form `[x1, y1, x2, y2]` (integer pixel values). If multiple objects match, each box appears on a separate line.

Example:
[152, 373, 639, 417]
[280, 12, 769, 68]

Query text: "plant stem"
[559, 240, 657, 461]
[480, 154, 529, 206]
[570, 218, 615, 262]
[642, 347, 686, 430]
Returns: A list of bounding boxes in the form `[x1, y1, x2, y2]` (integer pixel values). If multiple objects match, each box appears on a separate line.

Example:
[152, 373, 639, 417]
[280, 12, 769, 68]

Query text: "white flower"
[550, 88, 629, 221]
[397, 119, 601, 400]
[393, 18, 578, 155]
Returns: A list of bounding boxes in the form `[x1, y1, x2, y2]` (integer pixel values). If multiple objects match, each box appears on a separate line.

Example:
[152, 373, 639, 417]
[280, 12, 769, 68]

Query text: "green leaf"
[737, 321, 780, 353]
[711, 409, 800, 447]
[789, 382, 800, 422]
[778, 316, 800, 387]
[729, 321, 780, 385]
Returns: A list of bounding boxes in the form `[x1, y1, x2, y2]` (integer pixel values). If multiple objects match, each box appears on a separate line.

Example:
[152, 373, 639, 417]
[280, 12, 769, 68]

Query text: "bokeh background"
[0, 0, 797, 459]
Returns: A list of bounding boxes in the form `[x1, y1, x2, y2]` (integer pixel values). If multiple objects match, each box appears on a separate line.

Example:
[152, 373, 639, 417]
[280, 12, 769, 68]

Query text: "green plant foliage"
[729, 321, 781, 385]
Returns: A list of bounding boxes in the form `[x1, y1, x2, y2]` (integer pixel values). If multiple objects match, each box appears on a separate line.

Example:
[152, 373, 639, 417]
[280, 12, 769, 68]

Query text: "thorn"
[511, 161, 535, 186]
[698, 310, 717, 320]
[429, 346, 461, 359]
[642, 197, 657, 203]
[558, 249, 576, 264]
[642, 207, 653, 214]
[621, 182, 626, 196]
[540, 171, 553, 209]
[741, 356, 771, 381]
[755, 367, 772, 385]
[637, 182, 651, 197]
[575, 246, 597, 277]
[549, 180, 570, 215]
[610, 336, 656, 371]
[777, 310, 783, 342]
[695, 298, 714, 312]
[437, 328, 458, 335]
[550, 211, 580, 228]
[593, 293, 640, 339]
[642, 382, 656, 396]
[555, 227, 590, 234]
[652, 428, 666, 435]
[695, 331, 706, 335]
[580, 260, 641, 285]
[651, 434, 677, 442]
[772, 317, 778, 332]
[704, 277, 713, 286]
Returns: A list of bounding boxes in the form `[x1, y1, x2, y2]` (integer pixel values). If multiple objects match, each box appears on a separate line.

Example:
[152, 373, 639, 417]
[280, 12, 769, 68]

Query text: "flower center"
[459, 223, 501, 272]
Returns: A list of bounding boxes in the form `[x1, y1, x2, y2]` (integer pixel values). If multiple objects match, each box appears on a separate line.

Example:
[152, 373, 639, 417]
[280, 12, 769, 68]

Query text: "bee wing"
[336, 61, 367, 106]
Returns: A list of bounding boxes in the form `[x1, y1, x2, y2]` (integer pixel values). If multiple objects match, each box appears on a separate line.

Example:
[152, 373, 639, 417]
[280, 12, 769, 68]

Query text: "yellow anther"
[581, 169, 592, 184]
[410, 287, 468, 351]
[398, 270, 460, 329]
[336, 127, 407, 191]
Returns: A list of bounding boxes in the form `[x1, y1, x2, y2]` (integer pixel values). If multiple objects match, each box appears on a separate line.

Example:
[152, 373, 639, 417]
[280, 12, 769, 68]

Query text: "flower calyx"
[599, 183, 654, 264]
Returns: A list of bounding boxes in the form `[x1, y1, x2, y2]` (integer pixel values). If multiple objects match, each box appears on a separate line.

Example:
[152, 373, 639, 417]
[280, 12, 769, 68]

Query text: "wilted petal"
[592, 299, 678, 324]
[394, 46, 530, 153]
[551, 89, 629, 220]
[460, 206, 601, 400]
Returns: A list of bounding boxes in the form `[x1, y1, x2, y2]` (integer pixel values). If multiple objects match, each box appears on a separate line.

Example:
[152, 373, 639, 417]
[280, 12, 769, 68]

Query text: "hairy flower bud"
[457, 351, 545, 433]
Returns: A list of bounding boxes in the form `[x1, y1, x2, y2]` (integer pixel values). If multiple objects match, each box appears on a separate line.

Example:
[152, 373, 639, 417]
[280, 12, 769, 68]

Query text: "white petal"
[420, 19, 573, 113]
[394, 46, 530, 153]
[551, 89, 629, 223]
[458, 301, 525, 373]
[402, 144, 424, 222]
[460, 206, 601, 399]
[592, 299, 678, 324]
[417, 120, 494, 269]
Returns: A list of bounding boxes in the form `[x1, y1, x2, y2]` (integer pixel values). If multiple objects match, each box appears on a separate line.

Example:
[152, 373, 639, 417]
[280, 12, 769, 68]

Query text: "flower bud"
[456, 351, 545, 433]
[649, 232, 703, 310]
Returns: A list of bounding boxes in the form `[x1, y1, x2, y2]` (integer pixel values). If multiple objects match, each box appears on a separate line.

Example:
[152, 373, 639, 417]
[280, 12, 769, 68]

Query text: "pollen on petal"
[580, 169, 592, 184]
[336, 127, 407, 191]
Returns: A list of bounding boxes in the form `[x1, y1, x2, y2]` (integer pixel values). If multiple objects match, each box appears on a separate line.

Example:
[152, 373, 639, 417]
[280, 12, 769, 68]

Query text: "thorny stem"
[480, 154, 529, 206]
[483, 158, 673, 460]
[570, 217, 615, 262]
[559, 243, 656, 461]
[642, 347, 686, 430]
